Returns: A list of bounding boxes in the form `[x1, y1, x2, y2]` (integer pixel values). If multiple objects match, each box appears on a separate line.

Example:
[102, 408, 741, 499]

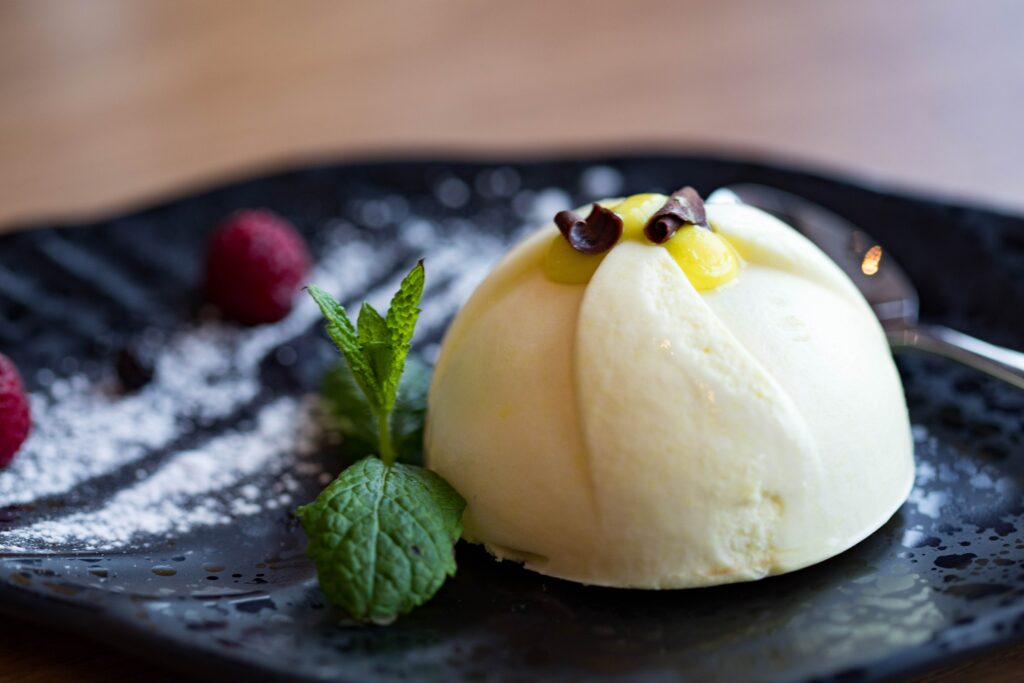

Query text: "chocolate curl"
[643, 186, 709, 244]
[554, 204, 623, 255]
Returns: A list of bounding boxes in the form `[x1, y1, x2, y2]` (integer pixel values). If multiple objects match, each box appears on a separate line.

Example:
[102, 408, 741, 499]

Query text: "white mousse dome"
[425, 196, 913, 588]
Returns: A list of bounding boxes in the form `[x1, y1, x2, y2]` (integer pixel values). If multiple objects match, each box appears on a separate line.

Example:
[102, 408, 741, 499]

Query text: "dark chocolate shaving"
[643, 186, 709, 244]
[555, 204, 623, 255]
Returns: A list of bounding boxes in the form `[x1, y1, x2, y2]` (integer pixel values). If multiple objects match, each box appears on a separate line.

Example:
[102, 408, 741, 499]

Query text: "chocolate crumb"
[555, 204, 623, 255]
[116, 343, 157, 392]
[644, 186, 708, 244]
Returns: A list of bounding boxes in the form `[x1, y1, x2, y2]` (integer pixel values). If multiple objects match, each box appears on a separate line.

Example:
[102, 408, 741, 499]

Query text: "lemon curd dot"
[612, 193, 667, 241]
[663, 226, 740, 291]
[544, 233, 604, 284]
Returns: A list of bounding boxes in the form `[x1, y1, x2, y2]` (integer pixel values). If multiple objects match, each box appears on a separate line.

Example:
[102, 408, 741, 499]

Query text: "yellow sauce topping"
[543, 193, 740, 290]
[612, 193, 666, 241]
[663, 224, 740, 291]
[544, 233, 603, 285]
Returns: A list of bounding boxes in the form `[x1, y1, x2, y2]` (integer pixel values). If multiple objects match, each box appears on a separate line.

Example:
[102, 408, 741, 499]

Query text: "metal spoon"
[707, 184, 1024, 390]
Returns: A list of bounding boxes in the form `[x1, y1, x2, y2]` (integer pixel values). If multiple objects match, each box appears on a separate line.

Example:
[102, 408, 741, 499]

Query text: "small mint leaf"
[382, 261, 425, 411]
[386, 260, 425, 350]
[357, 303, 394, 412]
[357, 302, 389, 347]
[308, 285, 383, 415]
[296, 457, 465, 622]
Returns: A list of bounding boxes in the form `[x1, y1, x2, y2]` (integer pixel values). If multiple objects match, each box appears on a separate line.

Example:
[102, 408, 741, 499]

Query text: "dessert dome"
[425, 188, 914, 588]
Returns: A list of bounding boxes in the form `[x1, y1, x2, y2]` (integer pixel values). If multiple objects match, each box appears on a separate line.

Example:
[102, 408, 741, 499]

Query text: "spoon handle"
[888, 324, 1024, 390]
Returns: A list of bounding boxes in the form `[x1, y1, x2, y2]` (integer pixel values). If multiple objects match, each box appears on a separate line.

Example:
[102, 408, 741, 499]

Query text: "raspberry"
[204, 209, 312, 324]
[0, 352, 31, 468]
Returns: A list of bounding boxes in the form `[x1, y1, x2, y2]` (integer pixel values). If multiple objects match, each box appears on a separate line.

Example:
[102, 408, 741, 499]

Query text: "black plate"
[1, 154, 1023, 683]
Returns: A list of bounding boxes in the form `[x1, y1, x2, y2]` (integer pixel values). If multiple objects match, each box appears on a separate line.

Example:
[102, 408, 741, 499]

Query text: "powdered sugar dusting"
[0, 213, 512, 553]
[2, 397, 320, 551]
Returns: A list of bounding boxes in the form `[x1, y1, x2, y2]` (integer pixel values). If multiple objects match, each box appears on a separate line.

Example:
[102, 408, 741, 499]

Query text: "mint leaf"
[356, 302, 394, 395]
[381, 261, 425, 412]
[320, 362, 377, 456]
[322, 356, 431, 466]
[356, 302, 390, 349]
[296, 457, 465, 623]
[308, 285, 383, 415]
[386, 260, 425, 351]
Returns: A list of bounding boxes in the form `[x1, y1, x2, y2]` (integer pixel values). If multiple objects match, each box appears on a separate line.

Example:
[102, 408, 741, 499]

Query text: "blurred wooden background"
[2, 0, 1024, 229]
[1, 0, 1023, 680]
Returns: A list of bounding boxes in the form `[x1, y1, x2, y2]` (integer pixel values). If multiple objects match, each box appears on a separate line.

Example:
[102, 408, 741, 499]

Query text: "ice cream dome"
[425, 187, 914, 589]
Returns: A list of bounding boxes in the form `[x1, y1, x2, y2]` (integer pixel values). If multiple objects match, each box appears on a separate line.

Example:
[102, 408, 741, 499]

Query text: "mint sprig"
[300, 261, 464, 622]
[308, 260, 423, 464]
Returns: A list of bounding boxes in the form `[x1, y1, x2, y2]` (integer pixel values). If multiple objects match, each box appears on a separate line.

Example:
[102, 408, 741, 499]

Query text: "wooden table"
[0, 1, 1021, 680]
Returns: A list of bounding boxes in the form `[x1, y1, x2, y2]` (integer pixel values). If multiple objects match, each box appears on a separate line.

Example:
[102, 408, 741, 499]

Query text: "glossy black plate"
[1, 154, 1023, 683]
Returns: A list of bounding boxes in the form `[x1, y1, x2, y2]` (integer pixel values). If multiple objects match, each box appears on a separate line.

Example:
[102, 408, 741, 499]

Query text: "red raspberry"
[204, 210, 312, 324]
[0, 353, 31, 468]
